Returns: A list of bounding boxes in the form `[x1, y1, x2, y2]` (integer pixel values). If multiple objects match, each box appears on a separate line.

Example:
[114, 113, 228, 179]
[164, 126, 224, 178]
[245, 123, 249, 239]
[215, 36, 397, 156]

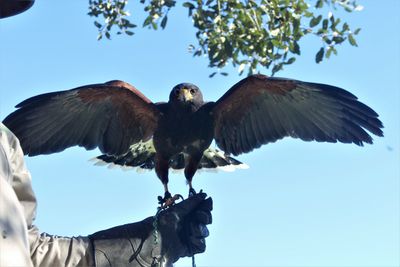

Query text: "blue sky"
[0, 1, 399, 267]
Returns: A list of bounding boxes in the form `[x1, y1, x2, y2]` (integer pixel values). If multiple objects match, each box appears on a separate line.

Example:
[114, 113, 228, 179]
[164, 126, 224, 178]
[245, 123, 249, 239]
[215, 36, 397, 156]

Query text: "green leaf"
[182, 2, 195, 9]
[164, 0, 176, 8]
[127, 23, 137, 28]
[289, 41, 301, 55]
[310, 15, 322, 27]
[332, 47, 338, 55]
[354, 28, 361, 35]
[94, 21, 102, 28]
[333, 18, 341, 28]
[322, 19, 328, 30]
[326, 47, 333, 58]
[348, 34, 358, 46]
[143, 16, 153, 27]
[90, 0, 362, 76]
[342, 22, 349, 31]
[293, 18, 300, 35]
[323, 36, 332, 45]
[271, 63, 283, 75]
[304, 10, 314, 18]
[344, 6, 353, 12]
[285, 57, 296, 65]
[161, 15, 168, 29]
[329, 14, 335, 26]
[315, 47, 324, 63]
[193, 50, 202, 57]
[332, 36, 345, 44]
[224, 41, 233, 57]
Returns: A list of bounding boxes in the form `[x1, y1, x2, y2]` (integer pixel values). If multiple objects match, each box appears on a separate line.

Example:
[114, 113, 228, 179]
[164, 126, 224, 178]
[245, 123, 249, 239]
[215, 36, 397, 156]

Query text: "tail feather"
[91, 139, 248, 173]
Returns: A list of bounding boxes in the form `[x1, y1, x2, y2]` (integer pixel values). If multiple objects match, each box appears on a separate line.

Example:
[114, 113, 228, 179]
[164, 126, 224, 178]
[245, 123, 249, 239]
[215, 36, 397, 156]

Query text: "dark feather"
[212, 74, 383, 155]
[3, 81, 160, 156]
[2, 75, 383, 195]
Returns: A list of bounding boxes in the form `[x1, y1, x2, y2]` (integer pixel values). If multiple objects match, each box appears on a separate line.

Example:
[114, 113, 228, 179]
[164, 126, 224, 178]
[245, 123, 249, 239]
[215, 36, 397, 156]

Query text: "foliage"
[88, 0, 362, 76]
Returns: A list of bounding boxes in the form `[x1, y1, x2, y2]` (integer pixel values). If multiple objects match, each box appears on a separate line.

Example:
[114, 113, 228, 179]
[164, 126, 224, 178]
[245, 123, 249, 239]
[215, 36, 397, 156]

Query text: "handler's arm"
[1, 124, 94, 266]
[1, 124, 212, 267]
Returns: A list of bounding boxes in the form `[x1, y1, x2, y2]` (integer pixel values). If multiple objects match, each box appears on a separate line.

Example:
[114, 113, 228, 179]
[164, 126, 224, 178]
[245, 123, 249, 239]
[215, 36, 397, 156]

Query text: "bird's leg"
[188, 181, 196, 197]
[155, 154, 180, 208]
[161, 183, 172, 205]
[185, 153, 202, 197]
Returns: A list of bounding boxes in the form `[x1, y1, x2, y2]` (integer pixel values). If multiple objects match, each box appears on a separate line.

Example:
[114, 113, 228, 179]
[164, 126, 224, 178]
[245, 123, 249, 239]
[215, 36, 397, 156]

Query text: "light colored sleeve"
[29, 226, 94, 267]
[0, 123, 95, 266]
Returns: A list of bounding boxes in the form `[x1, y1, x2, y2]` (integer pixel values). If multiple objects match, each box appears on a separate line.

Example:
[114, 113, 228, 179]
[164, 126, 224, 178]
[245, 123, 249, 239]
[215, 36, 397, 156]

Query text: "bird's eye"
[190, 88, 196, 94]
[175, 89, 180, 96]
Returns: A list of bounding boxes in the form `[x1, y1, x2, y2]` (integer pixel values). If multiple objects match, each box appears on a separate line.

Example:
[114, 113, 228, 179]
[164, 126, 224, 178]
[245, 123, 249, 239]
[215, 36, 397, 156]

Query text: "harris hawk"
[3, 74, 383, 204]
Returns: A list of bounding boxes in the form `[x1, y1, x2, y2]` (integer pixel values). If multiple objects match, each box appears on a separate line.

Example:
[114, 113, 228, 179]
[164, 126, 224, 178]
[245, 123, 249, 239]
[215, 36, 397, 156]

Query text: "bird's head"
[169, 83, 204, 109]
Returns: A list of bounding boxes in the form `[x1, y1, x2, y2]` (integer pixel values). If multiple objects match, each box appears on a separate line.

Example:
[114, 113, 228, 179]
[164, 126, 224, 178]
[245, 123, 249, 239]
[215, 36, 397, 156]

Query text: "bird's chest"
[154, 110, 212, 155]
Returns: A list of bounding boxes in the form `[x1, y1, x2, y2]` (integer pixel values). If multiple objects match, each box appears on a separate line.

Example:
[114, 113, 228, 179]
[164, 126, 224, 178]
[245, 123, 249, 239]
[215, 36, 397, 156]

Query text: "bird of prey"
[3, 74, 383, 205]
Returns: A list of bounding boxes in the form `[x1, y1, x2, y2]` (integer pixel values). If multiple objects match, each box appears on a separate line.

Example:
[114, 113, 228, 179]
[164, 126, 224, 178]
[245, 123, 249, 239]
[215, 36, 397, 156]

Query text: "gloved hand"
[89, 192, 212, 267]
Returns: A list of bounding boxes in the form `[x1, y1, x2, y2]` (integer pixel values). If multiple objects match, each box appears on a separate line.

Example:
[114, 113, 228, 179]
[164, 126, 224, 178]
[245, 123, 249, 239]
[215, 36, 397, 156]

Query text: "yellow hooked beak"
[180, 88, 193, 102]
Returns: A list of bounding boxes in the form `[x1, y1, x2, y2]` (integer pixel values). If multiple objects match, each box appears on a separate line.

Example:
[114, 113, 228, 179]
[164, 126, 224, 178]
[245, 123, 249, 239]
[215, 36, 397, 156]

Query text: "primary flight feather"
[3, 74, 383, 203]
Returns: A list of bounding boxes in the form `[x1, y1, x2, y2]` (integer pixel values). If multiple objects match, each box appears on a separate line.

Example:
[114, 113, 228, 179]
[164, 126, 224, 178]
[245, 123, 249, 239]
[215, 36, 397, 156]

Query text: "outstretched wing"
[212, 74, 384, 156]
[3, 80, 160, 156]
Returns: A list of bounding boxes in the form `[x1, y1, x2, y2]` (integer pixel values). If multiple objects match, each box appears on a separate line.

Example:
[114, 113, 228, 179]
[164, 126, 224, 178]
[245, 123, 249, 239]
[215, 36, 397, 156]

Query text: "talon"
[163, 197, 176, 207]
[158, 191, 171, 204]
[189, 188, 196, 197]
[158, 192, 183, 209]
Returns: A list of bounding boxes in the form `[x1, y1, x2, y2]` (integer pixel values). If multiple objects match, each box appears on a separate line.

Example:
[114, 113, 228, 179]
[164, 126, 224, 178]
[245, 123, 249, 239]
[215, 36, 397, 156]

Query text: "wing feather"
[3, 81, 160, 156]
[212, 74, 383, 155]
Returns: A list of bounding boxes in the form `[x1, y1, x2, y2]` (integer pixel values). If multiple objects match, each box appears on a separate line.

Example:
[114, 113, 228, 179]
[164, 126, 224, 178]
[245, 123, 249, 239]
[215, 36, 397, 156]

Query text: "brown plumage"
[3, 74, 384, 203]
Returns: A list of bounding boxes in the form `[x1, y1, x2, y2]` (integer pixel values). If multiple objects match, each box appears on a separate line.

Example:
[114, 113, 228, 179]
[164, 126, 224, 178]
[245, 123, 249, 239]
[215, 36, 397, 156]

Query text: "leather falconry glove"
[89, 192, 212, 267]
